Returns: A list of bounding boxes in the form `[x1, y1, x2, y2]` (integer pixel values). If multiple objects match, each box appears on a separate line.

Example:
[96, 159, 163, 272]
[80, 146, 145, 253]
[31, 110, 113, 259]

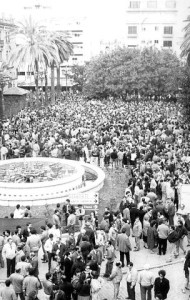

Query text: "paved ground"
[0, 235, 188, 300]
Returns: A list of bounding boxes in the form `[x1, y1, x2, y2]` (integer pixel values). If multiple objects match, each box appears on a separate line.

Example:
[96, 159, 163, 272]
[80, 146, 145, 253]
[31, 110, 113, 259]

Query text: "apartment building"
[124, 0, 189, 54]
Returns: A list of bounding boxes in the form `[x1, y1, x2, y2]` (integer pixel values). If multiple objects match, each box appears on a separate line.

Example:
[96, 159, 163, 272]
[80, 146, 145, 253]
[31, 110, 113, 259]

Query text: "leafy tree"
[0, 64, 13, 122]
[83, 47, 183, 99]
[181, 14, 190, 63]
[70, 64, 85, 92]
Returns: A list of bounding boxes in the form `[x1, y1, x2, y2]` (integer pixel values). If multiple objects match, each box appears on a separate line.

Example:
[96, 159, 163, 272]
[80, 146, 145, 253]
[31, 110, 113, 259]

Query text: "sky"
[0, 0, 127, 39]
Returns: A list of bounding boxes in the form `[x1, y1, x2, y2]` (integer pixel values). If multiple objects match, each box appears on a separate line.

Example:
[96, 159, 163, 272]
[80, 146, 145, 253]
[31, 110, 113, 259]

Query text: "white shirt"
[2, 242, 17, 259]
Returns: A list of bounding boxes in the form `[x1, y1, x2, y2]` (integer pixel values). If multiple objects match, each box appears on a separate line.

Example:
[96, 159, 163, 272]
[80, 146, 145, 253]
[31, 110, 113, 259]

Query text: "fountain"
[0, 157, 105, 206]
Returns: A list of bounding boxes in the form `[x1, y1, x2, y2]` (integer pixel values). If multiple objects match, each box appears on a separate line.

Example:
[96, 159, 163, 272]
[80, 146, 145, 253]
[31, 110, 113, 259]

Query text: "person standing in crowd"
[103, 241, 115, 278]
[126, 262, 138, 300]
[76, 204, 86, 229]
[42, 272, 54, 300]
[185, 213, 190, 247]
[44, 234, 55, 272]
[109, 261, 123, 300]
[23, 268, 40, 300]
[26, 228, 41, 256]
[0, 279, 17, 300]
[2, 237, 17, 277]
[133, 216, 142, 251]
[154, 270, 170, 300]
[182, 250, 190, 293]
[157, 219, 169, 255]
[62, 199, 75, 226]
[138, 264, 154, 300]
[117, 228, 131, 267]
[9, 266, 25, 300]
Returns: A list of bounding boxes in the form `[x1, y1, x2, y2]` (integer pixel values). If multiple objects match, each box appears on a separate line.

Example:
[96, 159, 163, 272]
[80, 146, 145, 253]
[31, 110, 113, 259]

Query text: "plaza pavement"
[0, 235, 188, 300]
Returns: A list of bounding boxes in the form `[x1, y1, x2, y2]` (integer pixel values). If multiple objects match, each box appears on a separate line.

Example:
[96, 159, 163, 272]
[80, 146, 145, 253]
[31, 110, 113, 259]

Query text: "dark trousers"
[6, 257, 15, 277]
[105, 260, 113, 276]
[158, 238, 167, 255]
[47, 252, 52, 271]
[16, 292, 25, 300]
[168, 215, 174, 226]
[120, 251, 130, 267]
[127, 282, 136, 300]
[140, 285, 152, 300]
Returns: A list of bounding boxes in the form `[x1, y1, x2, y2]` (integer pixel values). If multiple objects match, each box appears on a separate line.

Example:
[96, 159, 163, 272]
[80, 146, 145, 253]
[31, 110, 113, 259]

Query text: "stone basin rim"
[0, 157, 84, 188]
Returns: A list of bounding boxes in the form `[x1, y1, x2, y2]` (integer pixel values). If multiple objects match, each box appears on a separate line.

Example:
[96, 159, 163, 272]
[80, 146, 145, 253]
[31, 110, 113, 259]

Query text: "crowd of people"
[0, 95, 190, 299]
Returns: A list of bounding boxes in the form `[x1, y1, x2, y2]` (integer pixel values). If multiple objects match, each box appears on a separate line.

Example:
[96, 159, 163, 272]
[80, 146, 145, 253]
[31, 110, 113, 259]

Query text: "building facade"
[124, 0, 189, 55]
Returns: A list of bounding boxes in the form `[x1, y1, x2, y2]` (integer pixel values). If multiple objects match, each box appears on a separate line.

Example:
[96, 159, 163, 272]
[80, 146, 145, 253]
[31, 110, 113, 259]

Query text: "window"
[154, 40, 159, 44]
[72, 58, 78, 61]
[74, 34, 80, 37]
[163, 40, 172, 47]
[141, 40, 146, 44]
[147, 1, 157, 8]
[164, 26, 173, 34]
[17, 72, 26, 76]
[165, 1, 176, 8]
[129, 1, 140, 8]
[155, 26, 159, 31]
[128, 26, 137, 34]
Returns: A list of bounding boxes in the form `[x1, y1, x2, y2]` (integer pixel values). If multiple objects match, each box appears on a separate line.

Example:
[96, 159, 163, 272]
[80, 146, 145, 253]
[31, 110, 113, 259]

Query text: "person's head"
[5, 279, 11, 287]
[21, 255, 26, 262]
[8, 237, 13, 244]
[26, 206, 30, 211]
[16, 204, 20, 210]
[47, 223, 53, 229]
[5, 230, 10, 236]
[116, 261, 122, 268]
[45, 272, 52, 280]
[28, 290, 38, 300]
[10, 213, 14, 218]
[66, 199, 70, 204]
[30, 228, 37, 235]
[49, 234, 53, 240]
[128, 262, 134, 270]
[158, 269, 166, 279]
[15, 265, 21, 273]
[177, 220, 183, 227]
[28, 268, 35, 276]
[40, 226, 46, 232]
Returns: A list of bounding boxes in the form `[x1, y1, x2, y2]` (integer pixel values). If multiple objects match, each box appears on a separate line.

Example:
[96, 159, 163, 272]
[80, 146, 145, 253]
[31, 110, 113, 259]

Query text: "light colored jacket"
[110, 266, 123, 283]
[117, 233, 131, 253]
[133, 220, 142, 237]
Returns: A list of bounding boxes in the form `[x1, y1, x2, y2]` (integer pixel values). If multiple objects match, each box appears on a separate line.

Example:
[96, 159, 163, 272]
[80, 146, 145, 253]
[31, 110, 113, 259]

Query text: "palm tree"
[181, 14, 190, 66]
[8, 17, 59, 107]
[48, 31, 73, 103]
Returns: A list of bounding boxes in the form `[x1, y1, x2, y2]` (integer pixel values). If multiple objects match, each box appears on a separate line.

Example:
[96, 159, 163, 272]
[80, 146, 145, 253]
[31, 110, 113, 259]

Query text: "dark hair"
[40, 226, 46, 231]
[10, 213, 14, 218]
[21, 255, 26, 262]
[128, 262, 133, 267]
[46, 272, 51, 280]
[16, 204, 20, 209]
[158, 269, 166, 277]
[30, 228, 36, 235]
[28, 268, 35, 276]
[49, 234, 53, 239]
[47, 223, 53, 229]
[5, 279, 11, 287]
[26, 206, 30, 210]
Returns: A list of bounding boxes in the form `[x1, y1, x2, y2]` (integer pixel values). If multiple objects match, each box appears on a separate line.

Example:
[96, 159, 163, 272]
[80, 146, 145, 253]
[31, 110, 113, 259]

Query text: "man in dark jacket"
[64, 252, 73, 282]
[154, 269, 170, 299]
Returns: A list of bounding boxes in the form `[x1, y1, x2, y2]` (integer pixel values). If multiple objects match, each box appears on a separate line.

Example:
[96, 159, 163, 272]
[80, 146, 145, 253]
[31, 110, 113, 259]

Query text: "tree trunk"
[0, 88, 4, 123]
[57, 65, 61, 99]
[34, 60, 39, 108]
[44, 67, 48, 105]
[51, 62, 55, 104]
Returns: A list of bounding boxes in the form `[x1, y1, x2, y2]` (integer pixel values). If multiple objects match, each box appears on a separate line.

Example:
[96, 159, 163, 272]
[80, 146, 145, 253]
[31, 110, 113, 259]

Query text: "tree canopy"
[83, 47, 183, 99]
